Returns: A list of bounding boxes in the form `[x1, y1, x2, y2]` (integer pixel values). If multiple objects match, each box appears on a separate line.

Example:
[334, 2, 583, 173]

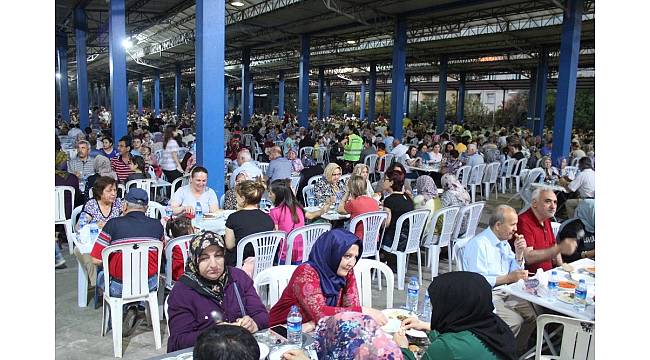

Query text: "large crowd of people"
[55, 107, 595, 359]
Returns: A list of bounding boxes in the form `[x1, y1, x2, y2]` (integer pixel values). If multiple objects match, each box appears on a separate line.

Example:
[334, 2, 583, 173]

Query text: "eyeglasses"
[332, 172, 342, 176]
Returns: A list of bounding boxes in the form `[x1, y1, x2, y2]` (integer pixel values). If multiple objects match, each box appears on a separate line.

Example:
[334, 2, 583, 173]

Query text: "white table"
[74, 226, 100, 307]
[304, 206, 350, 221]
[530, 182, 567, 193]
[151, 179, 172, 200]
[191, 210, 236, 235]
[502, 258, 595, 321]
[409, 165, 441, 173]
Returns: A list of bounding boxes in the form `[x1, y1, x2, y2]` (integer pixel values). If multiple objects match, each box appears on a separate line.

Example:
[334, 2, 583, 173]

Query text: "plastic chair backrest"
[564, 166, 579, 180]
[455, 165, 471, 187]
[365, 154, 378, 173]
[570, 156, 583, 167]
[523, 168, 545, 191]
[551, 222, 562, 237]
[500, 158, 516, 177]
[236, 231, 286, 278]
[388, 209, 430, 253]
[340, 174, 352, 184]
[163, 234, 193, 289]
[535, 158, 543, 168]
[257, 162, 269, 174]
[154, 149, 163, 163]
[468, 163, 486, 186]
[290, 176, 301, 193]
[348, 211, 388, 258]
[483, 162, 501, 183]
[299, 146, 314, 159]
[302, 185, 315, 204]
[354, 259, 394, 308]
[307, 175, 322, 186]
[55, 186, 75, 222]
[512, 158, 527, 176]
[125, 178, 155, 194]
[100, 240, 162, 301]
[253, 265, 297, 308]
[146, 201, 166, 219]
[422, 206, 461, 248]
[285, 223, 332, 264]
[170, 174, 190, 194]
[535, 314, 594, 360]
[452, 235, 474, 271]
[452, 202, 485, 240]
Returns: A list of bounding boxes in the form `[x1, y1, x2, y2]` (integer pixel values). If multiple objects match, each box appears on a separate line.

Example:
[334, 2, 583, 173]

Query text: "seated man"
[230, 149, 262, 189]
[517, 187, 577, 273]
[68, 140, 95, 181]
[462, 205, 535, 354]
[267, 146, 293, 183]
[90, 188, 164, 337]
[110, 135, 134, 184]
[463, 143, 485, 168]
[559, 157, 595, 218]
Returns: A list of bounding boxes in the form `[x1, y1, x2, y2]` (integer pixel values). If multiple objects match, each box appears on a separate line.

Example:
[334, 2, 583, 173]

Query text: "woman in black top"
[125, 155, 150, 183]
[224, 180, 275, 268]
[381, 167, 414, 251]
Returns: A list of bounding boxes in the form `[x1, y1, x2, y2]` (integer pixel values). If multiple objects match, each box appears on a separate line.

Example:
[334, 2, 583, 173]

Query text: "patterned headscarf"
[313, 312, 403, 360]
[441, 173, 471, 204]
[55, 150, 69, 178]
[93, 155, 118, 179]
[179, 231, 230, 305]
[415, 175, 438, 202]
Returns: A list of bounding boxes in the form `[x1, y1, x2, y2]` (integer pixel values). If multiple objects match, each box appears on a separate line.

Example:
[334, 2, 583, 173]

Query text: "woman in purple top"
[167, 231, 269, 353]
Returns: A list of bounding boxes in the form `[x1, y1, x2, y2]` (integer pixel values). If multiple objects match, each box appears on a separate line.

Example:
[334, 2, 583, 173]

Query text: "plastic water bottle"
[78, 214, 87, 230]
[574, 279, 587, 311]
[286, 305, 303, 347]
[547, 270, 559, 301]
[307, 195, 316, 208]
[165, 205, 173, 219]
[89, 220, 99, 238]
[406, 276, 419, 314]
[195, 202, 203, 221]
[421, 292, 432, 323]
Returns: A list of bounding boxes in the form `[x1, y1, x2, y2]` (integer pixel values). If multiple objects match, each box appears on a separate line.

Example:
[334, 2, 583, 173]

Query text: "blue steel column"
[456, 72, 466, 124]
[74, 7, 89, 129]
[108, 0, 128, 140]
[195, 0, 225, 196]
[248, 78, 254, 117]
[317, 66, 324, 120]
[154, 70, 161, 116]
[368, 63, 377, 123]
[56, 35, 70, 123]
[533, 50, 549, 137]
[360, 79, 366, 120]
[527, 70, 537, 131]
[552, 0, 584, 164]
[241, 49, 250, 126]
[390, 17, 407, 140]
[298, 34, 311, 128]
[278, 70, 285, 119]
[175, 64, 182, 115]
[436, 55, 449, 133]
[137, 78, 143, 115]
[404, 75, 410, 117]
[324, 79, 331, 118]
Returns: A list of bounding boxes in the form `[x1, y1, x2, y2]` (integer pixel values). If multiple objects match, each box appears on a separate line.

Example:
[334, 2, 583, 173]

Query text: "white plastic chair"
[307, 175, 322, 186]
[377, 154, 395, 175]
[257, 162, 269, 174]
[302, 185, 315, 206]
[242, 134, 255, 148]
[511, 158, 528, 193]
[66, 205, 85, 256]
[449, 202, 485, 269]
[364, 154, 378, 181]
[381, 209, 430, 290]
[146, 201, 166, 220]
[125, 178, 155, 195]
[564, 166, 579, 180]
[498, 159, 516, 193]
[55, 186, 76, 253]
[467, 163, 486, 203]
[481, 162, 501, 200]
[340, 174, 352, 184]
[289, 176, 301, 194]
[421, 206, 461, 278]
[154, 149, 163, 164]
[285, 223, 332, 265]
[551, 222, 562, 238]
[170, 174, 190, 195]
[535, 314, 594, 360]
[100, 241, 163, 358]
[570, 156, 583, 167]
[455, 165, 471, 189]
[163, 235, 193, 290]
[236, 231, 286, 279]
[354, 259, 394, 308]
[253, 265, 297, 308]
[315, 147, 327, 164]
[451, 233, 474, 272]
[299, 146, 315, 159]
[520, 168, 546, 208]
[349, 211, 389, 261]
[535, 158, 543, 168]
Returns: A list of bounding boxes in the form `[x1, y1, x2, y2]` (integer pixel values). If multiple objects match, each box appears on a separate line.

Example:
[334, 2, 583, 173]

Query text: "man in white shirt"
[390, 139, 409, 158]
[464, 143, 485, 168]
[560, 157, 595, 217]
[230, 149, 263, 189]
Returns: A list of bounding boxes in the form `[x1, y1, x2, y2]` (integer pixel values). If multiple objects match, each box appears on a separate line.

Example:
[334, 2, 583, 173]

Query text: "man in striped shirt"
[111, 136, 134, 184]
[90, 188, 164, 337]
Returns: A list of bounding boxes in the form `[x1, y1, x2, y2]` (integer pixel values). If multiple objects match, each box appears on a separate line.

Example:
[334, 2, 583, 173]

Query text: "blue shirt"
[267, 157, 294, 183]
[462, 228, 521, 287]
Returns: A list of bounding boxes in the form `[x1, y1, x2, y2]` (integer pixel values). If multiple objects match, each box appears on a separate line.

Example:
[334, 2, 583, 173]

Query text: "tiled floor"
[55, 191, 525, 359]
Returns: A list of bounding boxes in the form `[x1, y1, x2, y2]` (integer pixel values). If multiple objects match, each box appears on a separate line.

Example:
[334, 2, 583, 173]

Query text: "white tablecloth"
[502, 258, 595, 321]
[304, 206, 350, 221]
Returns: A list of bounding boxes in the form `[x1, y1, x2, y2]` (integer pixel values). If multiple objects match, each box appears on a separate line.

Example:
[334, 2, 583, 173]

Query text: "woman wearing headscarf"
[282, 312, 404, 360]
[561, 199, 595, 262]
[269, 229, 387, 330]
[167, 231, 269, 353]
[395, 271, 517, 360]
[85, 155, 118, 198]
[439, 173, 470, 208]
[413, 175, 443, 237]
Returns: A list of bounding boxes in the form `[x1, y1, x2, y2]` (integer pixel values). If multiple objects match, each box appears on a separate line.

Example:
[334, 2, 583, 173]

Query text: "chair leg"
[148, 293, 162, 350]
[416, 250, 422, 287]
[430, 247, 439, 280]
[110, 302, 123, 358]
[484, 183, 489, 200]
[396, 253, 406, 290]
[101, 300, 109, 336]
[471, 185, 476, 203]
[448, 244, 453, 273]
[374, 253, 382, 291]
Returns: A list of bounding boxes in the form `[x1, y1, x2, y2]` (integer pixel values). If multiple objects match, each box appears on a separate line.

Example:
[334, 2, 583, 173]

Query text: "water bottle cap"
[551, 270, 557, 275]
[579, 279, 585, 284]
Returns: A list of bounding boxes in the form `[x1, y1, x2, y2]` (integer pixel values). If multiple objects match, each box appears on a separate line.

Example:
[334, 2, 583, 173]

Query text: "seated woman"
[561, 199, 595, 263]
[401, 145, 421, 180]
[167, 231, 269, 353]
[539, 156, 558, 183]
[224, 180, 275, 273]
[223, 172, 249, 210]
[413, 175, 443, 237]
[269, 179, 330, 265]
[313, 163, 345, 206]
[337, 175, 380, 241]
[442, 150, 462, 175]
[85, 155, 118, 198]
[170, 166, 220, 216]
[395, 271, 517, 360]
[165, 215, 196, 282]
[268, 229, 386, 329]
[381, 169, 414, 251]
[288, 149, 304, 173]
[125, 155, 150, 183]
[352, 163, 377, 199]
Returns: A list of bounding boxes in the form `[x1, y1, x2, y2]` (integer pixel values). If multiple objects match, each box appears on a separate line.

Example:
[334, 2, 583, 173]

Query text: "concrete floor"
[55, 190, 523, 359]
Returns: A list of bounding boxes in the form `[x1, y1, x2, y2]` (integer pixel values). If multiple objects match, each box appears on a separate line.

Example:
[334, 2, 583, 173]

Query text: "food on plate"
[561, 263, 575, 272]
[396, 314, 408, 321]
[408, 345, 420, 353]
[585, 266, 595, 274]
[558, 281, 576, 290]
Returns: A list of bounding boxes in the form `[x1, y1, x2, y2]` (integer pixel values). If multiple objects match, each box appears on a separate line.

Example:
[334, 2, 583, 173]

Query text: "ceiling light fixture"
[346, 40, 357, 45]
[231, 1, 245, 7]
[122, 38, 133, 49]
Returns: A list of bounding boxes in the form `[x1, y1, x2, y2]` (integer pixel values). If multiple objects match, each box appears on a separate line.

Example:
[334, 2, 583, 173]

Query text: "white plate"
[557, 292, 594, 305]
[405, 329, 427, 338]
[269, 345, 300, 360]
[570, 273, 595, 286]
[381, 308, 414, 333]
[258, 342, 270, 360]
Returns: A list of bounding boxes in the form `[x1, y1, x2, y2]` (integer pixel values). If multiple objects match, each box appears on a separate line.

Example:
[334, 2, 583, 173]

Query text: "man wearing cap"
[90, 188, 164, 337]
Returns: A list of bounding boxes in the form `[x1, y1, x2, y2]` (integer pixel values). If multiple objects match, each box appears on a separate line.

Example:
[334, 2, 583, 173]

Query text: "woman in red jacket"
[268, 229, 387, 330]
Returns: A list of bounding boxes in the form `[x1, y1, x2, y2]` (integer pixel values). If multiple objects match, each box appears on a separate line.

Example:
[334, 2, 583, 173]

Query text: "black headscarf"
[428, 271, 517, 360]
